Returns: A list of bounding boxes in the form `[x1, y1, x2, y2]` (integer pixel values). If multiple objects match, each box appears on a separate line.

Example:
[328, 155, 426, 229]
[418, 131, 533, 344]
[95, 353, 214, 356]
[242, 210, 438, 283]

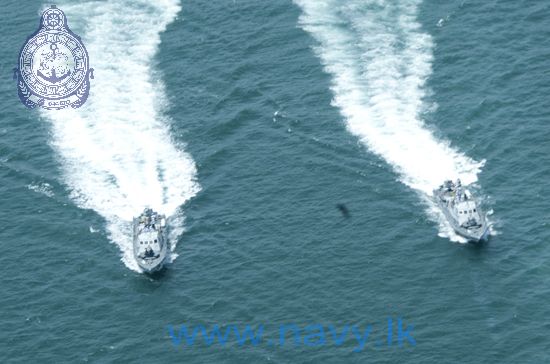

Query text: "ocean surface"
[1, 0, 549, 362]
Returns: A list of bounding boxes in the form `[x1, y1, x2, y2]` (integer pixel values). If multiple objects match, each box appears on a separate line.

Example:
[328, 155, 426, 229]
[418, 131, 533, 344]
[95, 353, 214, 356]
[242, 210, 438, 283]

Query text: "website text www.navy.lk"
[168, 318, 415, 352]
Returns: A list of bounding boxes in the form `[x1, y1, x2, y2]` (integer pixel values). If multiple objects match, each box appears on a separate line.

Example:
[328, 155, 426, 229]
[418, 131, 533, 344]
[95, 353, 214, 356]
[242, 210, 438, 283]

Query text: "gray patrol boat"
[433, 179, 489, 242]
[132, 208, 168, 273]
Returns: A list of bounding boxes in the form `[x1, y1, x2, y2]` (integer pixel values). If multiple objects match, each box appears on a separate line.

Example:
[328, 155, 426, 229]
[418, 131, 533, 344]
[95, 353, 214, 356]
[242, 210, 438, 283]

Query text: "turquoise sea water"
[1, 0, 550, 362]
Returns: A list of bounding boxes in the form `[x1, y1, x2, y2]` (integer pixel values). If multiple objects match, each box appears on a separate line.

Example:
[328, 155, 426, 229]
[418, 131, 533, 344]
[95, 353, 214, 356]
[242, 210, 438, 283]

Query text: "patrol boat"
[132, 208, 168, 273]
[433, 180, 489, 242]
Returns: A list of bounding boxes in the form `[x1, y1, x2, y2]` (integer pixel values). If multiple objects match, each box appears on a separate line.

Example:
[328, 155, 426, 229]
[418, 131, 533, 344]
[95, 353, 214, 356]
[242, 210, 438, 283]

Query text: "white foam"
[295, 0, 487, 240]
[27, 182, 54, 198]
[42, 0, 200, 271]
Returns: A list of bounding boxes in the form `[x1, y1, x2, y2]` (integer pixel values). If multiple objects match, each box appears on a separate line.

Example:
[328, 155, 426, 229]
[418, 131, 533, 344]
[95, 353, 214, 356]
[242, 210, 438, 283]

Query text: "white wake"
[42, 0, 200, 270]
[294, 0, 486, 241]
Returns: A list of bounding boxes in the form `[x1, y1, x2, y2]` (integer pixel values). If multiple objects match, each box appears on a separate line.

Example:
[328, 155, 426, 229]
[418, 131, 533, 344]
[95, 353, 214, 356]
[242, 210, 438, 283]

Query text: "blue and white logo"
[14, 5, 93, 110]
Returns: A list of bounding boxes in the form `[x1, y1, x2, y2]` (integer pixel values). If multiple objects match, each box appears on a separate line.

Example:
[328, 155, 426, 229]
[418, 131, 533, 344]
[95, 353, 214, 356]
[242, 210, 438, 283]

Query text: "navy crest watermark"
[13, 5, 94, 110]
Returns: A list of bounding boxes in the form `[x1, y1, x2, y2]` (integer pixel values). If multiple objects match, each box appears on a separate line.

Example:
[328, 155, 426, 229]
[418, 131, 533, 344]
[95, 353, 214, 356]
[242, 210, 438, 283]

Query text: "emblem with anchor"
[14, 5, 94, 110]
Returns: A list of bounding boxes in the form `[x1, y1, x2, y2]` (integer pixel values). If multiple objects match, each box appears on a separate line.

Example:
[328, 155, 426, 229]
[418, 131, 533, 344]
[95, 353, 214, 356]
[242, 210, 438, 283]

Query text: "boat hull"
[136, 253, 167, 273]
[132, 209, 168, 273]
[434, 190, 489, 243]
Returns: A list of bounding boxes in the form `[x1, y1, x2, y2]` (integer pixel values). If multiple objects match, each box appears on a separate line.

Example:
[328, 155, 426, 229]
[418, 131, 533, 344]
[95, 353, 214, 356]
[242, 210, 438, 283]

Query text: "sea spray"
[41, 0, 200, 270]
[294, 0, 486, 241]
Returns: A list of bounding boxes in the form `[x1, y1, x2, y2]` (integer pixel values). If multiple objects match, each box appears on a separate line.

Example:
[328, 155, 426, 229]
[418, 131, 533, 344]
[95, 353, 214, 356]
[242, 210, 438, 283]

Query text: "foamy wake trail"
[295, 0, 487, 241]
[42, 0, 200, 270]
